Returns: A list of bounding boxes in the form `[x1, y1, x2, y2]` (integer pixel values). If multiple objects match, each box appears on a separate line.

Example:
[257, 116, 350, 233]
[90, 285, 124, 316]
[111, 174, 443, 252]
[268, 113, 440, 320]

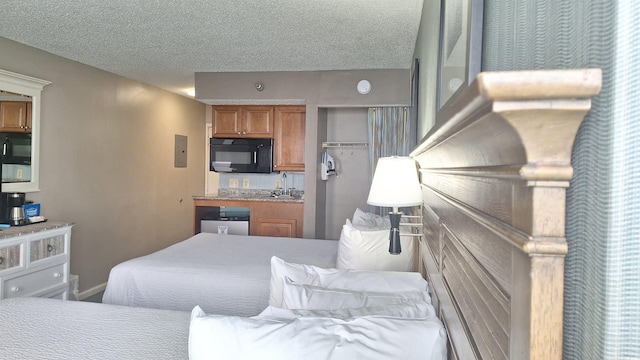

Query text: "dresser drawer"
[0, 244, 21, 271]
[30, 234, 66, 263]
[3, 264, 65, 298]
[41, 286, 68, 300]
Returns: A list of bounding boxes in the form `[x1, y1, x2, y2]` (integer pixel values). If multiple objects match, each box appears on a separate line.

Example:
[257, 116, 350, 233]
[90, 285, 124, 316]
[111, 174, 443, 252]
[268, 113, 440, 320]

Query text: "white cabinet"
[0, 224, 72, 300]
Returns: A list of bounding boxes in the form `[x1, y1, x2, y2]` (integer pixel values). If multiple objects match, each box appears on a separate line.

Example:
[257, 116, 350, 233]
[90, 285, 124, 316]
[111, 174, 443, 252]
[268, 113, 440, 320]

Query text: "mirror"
[0, 69, 50, 193]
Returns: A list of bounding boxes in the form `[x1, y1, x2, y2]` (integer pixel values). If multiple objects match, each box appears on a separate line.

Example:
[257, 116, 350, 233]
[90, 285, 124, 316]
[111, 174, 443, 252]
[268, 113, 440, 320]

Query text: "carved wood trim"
[412, 69, 602, 360]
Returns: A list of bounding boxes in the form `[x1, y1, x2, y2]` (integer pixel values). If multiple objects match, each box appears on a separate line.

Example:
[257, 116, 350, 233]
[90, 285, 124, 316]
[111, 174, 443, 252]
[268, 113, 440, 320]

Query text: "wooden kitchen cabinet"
[273, 106, 305, 172]
[0, 101, 31, 132]
[212, 106, 274, 138]
[251, 201, 304, 238]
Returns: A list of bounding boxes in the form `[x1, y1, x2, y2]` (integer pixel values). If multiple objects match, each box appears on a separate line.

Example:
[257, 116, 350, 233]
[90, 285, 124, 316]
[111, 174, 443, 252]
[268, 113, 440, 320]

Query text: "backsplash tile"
[219, 172, 305, 191]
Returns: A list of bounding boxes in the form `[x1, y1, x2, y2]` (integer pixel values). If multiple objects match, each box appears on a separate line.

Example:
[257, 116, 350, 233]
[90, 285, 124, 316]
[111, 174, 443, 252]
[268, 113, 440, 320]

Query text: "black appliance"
[1, 132, 32, 165]
[210, 138, 273, 173]
[0, 192, 27, 226]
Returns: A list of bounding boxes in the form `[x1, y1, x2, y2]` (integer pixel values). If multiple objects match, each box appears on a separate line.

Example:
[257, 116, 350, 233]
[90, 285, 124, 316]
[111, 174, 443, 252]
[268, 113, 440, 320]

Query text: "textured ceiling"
[0, 0, 424, 97]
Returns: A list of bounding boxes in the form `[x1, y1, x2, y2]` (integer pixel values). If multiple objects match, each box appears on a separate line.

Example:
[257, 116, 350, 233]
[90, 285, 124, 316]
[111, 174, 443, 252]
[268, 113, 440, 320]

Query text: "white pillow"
[281, 279, 431, 310]
[268, 256, 428, 307]
[189, 306, 447, 360]
[337, 219, 415, 271]
[351, 208, 390, 229]
[256, 301, 437, 320]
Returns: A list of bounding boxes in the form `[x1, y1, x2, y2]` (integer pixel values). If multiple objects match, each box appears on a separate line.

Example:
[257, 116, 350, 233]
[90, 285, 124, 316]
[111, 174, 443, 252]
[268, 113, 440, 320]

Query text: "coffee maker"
[0, 192, 26, 226]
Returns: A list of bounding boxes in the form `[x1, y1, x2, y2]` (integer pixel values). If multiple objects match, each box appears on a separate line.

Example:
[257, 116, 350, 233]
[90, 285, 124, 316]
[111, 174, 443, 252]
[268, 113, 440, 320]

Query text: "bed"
[0, 297, 190, 360]
[2, 263, 445, 360]
[411, 68, 602, 359]
[102, 232, 338, 315]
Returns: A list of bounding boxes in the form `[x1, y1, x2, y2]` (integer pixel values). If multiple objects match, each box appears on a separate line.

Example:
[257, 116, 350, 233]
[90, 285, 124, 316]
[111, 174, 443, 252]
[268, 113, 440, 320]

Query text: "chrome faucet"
[281, 172, 288, 196]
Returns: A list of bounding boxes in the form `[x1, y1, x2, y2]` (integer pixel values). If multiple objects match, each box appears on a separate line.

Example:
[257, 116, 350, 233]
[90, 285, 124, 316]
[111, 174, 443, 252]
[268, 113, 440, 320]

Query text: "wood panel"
[250, 201, 304, 238]
[442, 225, 509, 359]
[422, 202, 440, 267]
[273, 106, 305, 171]
[411, 69, 602, 360]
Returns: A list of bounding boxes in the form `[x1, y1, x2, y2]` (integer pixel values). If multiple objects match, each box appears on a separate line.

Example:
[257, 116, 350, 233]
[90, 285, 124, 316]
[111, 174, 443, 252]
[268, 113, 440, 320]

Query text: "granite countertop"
[193, 189, 304, 203]
[0, 221, 74, 240]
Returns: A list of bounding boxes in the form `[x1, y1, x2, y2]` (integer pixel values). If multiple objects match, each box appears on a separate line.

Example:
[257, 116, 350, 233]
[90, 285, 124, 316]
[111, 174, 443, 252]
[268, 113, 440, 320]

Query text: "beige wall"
[0, 37, 206, 296]
[196, 70, 411, 238]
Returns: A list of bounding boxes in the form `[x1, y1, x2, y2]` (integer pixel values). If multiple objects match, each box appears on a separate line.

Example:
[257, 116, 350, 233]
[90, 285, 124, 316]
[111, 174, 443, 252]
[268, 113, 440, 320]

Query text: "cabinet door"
[25, 102, 32, 131]
[0, 101, 29, 132]
[212, 106, 242, 137]
[242, 106, 274, 138]
[251, 202, 303, 238]
[273, 106, 305, 171]
[212, 106, 274, 138]
[254, 218, 297, 238]
[0, 244, 21, 272]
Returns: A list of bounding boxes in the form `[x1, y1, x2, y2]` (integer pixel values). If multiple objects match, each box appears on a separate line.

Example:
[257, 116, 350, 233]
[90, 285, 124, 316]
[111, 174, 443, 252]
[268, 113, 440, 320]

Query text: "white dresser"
[0, 223, 72, 300]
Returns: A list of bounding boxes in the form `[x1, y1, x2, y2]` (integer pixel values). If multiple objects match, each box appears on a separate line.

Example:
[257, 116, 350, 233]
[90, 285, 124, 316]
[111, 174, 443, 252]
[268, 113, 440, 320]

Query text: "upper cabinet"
[0, 101, 32, 132]
[273, 106, 306, 172]
[212, 106, 274, 138]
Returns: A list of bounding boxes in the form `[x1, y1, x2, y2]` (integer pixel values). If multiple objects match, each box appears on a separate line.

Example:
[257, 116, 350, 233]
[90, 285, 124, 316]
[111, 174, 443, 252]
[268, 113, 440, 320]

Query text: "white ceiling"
[0, 0, 425, 97]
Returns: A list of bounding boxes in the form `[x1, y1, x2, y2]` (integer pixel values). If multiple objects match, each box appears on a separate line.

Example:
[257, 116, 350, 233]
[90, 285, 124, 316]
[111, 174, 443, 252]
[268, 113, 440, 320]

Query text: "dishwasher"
[200, 206, 250, 235]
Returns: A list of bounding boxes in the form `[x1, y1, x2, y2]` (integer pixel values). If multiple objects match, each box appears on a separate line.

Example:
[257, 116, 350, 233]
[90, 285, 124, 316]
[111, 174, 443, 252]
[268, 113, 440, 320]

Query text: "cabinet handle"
[242, 131, 247, 135]
[47, 244, 55, 252]
[11, 286, 20, 293]
[53, 272, 62, 278]
[237, 131, 241, 135]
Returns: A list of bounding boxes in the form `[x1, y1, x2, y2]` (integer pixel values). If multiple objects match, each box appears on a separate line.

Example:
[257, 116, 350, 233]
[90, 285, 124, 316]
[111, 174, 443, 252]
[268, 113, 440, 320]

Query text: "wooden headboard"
[410, 69, 602, 360]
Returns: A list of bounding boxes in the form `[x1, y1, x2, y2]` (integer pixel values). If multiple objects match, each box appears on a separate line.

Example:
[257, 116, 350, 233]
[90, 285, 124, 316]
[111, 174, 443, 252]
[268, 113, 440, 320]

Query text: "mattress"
[102, 232, 338, 316]
[0, 297, 189, 360]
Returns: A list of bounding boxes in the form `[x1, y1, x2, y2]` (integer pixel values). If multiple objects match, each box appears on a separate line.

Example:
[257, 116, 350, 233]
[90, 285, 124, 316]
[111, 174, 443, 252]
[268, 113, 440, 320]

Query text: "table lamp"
[367, 156, 422, 254]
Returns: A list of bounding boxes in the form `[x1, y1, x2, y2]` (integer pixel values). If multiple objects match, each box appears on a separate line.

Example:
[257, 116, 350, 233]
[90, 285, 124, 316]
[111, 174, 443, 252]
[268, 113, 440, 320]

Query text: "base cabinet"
[0, 224, 72, 300]
[254, 218, 298, 238]
[194, 199, 303, 238]
[251, 202, 303, 238]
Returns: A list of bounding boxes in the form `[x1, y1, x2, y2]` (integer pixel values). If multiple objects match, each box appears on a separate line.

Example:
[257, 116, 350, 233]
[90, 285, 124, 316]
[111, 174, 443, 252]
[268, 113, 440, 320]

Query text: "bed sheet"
[0, 297, 189, 360]
[102, 232, 338, 316]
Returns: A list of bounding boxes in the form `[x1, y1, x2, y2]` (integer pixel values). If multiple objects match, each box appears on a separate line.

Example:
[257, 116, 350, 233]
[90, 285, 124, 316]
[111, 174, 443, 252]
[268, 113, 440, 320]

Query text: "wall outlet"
[229, 178, 239, 188]
[16, 169, 23, 179]
[242, 178, 250, 188]
[275, 179, 282, 188]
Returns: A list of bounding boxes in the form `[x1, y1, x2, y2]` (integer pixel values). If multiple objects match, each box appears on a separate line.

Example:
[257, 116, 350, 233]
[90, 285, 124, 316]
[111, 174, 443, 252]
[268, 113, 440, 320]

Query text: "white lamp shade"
[367, 156, 422, 207]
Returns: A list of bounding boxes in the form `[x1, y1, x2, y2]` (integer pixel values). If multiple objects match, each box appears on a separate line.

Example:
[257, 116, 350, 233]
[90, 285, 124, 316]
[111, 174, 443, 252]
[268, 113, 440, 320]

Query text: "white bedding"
[102, 232, 338, 316]
[0, 297, 189, 360]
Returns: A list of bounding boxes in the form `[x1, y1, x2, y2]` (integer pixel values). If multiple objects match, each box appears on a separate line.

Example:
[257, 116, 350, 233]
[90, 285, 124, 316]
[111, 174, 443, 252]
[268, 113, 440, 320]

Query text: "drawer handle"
[47, 244, 55, 252]
[0, 256, 3, 265]
[11, 286, 20, 293]
[53, 272, 62, 278]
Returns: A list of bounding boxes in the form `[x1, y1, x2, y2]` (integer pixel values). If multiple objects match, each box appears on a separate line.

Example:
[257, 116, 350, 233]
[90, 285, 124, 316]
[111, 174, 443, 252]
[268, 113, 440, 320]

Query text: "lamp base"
[388, 212, 402, 255]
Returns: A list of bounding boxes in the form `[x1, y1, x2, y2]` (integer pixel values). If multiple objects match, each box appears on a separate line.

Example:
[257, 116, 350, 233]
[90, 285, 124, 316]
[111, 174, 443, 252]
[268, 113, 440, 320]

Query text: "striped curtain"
[367, 107, 417, 215]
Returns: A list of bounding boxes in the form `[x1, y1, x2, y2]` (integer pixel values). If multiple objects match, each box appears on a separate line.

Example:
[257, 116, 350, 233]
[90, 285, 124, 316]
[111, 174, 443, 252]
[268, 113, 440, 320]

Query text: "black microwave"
[210, 138, 273, 173]
[1, 132, 31, 165]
